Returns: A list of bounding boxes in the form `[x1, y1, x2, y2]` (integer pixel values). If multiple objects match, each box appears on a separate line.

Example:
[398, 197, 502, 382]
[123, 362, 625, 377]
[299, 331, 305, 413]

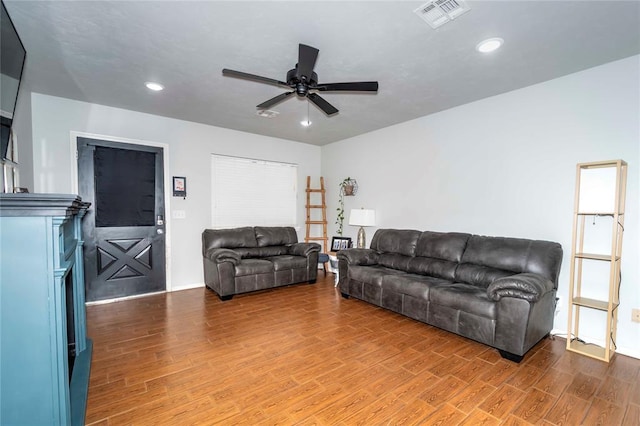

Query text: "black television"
[1, 0, 26, 160]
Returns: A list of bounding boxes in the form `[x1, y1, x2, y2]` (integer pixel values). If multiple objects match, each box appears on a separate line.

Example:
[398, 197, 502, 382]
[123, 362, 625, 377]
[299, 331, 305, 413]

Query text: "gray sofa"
[338, 229, 563, 362]
[203, 226, 320, 300]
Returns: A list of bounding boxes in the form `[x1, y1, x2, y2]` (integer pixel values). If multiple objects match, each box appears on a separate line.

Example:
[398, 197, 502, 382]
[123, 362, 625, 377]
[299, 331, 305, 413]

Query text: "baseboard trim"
[171, 282, 205, 292]
[550, 328, 640, 360]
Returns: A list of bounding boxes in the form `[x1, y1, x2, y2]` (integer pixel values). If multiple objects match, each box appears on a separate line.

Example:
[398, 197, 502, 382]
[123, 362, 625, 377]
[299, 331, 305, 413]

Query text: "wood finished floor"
[86, 275, 640, 425]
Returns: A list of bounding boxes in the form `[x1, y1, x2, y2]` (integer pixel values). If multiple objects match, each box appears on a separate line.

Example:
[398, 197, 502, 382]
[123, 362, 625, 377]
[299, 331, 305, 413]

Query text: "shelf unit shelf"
[568, 340, 608, 361]
[571, 297, 617, 311]
[574, 253, 620, 261]
[566, 159, 627, 363]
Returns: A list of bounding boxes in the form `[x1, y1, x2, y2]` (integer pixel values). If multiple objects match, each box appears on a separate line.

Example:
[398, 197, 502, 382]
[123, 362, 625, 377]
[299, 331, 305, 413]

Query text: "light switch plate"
[172, 210, 186, 219]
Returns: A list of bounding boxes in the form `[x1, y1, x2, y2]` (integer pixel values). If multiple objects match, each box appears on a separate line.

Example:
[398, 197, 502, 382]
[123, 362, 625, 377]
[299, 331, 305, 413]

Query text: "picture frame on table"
[331, 236, 352, 252]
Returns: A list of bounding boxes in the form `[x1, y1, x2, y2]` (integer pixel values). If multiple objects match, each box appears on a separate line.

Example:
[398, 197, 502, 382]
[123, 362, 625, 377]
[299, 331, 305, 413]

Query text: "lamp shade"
[349, 209, 376, 227]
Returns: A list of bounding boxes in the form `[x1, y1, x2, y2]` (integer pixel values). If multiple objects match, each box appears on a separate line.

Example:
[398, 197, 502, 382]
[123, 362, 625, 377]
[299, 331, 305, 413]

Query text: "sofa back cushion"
[406, 257, 458, 281]
[370, 229, 421, 257]
[235, 246, 290, 258]
[202, 227, 257, 253]
[378, 253, 413, 270]
[255, 226, 298, 247]
[457, 235, 563, 288]
[415, 231, 470, 262]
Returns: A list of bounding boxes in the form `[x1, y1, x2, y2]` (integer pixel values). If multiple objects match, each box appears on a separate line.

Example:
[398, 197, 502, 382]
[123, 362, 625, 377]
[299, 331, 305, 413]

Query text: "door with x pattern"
[77, 137, 166, 302]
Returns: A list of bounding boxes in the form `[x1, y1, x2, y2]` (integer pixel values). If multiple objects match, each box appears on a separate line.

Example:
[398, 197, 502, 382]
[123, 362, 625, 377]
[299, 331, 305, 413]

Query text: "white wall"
[321, 55, 640, 358]
[31, 94, 321, 290]
[3, 72, 33, 191]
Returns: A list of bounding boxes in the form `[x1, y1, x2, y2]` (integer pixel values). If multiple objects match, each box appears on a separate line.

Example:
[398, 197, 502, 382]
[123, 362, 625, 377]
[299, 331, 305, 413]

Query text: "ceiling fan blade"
[308, 93, 339, 116]
[222, 69, 288, 88]
[257, 91, 295, 109]
[296, 44, 319, 81]
[315, 82, 379, 92]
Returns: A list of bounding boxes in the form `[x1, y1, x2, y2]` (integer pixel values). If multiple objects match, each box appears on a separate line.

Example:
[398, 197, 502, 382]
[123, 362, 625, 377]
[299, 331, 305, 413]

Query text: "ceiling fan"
[222, 44, 378, 116]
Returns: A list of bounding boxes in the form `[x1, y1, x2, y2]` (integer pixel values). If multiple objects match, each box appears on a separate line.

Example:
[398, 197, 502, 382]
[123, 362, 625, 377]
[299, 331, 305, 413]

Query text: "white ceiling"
[5, 1, 640, 146]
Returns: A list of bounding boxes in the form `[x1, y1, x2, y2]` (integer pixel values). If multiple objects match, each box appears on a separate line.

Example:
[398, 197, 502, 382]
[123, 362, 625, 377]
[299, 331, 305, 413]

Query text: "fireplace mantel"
[0, 193, 92, 425]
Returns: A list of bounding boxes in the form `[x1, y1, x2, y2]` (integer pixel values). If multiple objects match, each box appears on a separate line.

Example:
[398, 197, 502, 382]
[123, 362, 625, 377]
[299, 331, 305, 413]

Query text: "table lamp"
[349, 208, 376, 248]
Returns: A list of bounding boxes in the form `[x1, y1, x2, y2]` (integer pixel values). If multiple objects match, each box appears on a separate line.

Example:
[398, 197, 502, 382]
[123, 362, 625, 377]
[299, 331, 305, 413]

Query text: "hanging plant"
[336, 177, 357, 235]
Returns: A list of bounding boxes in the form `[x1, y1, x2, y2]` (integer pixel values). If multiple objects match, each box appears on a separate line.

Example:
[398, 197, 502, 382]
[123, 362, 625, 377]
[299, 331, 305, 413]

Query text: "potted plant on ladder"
[335, 177, 357, 236]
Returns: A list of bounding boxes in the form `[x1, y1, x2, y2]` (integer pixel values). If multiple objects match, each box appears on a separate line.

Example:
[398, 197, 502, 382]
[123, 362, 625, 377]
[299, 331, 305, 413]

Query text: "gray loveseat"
[338, 229, 563, 362]
[203, 226, 320, 300]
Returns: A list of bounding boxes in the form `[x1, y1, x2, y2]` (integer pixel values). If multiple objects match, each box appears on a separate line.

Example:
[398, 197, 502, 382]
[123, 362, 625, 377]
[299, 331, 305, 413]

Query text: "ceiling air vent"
[256, 109, 279, 118]
[414, 0, 471, 29]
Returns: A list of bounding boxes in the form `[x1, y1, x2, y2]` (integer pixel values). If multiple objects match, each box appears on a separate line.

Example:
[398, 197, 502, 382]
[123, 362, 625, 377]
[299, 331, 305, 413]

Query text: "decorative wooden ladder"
[305, 176, 328, 253]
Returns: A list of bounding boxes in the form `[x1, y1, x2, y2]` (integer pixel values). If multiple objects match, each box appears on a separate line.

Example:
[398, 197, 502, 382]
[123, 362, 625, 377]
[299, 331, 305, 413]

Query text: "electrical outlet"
[632, 308, 640, 323]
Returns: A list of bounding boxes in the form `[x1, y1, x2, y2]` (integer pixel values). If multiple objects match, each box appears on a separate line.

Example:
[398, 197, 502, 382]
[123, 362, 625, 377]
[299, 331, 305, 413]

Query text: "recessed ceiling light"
[145, 82, 164, 91]
[300, 120, 312, 127]
[476, 38, 504, 53]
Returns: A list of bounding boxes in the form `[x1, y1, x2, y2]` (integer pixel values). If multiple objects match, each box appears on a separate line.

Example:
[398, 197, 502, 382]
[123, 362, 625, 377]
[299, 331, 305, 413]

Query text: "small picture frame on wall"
[173, 176, 186, 197]
[331, 236, 352, 252]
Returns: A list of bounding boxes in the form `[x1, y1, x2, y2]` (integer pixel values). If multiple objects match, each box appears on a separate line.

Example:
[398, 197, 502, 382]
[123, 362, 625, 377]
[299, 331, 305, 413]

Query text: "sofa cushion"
[234, 259, 274, 276]
[378, 253, 413, 271]
[406, 257, 458, 281]
[430, 283, 497, 319]
[265, 255, 308, 271]
[235, 246, 289, 258]
[454, 264, 514, 288]
[415, 231, 470, 262]
[348, 265, 405, 286]
[202, 227, 257, 251]
[460, 235, 530, 274]
[370, 229, 421, 257]
[255, 226, 298, 247]
[381, 273, 450, 300]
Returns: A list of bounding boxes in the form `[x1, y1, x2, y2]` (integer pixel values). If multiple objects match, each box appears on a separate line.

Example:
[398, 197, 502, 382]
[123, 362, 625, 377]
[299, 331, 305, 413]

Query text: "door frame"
[69, 131, 173, 295]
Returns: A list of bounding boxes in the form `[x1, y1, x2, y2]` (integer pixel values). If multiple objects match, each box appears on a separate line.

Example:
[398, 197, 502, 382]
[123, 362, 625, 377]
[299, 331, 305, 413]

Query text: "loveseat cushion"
[255, 226, 298, 247]
[202, 227, 257, 252]
[370, 229, 421, 256]
[235, 246, 289, 258]
[265, 255, 308, 271]
[289, 242, 321, 257]
[234, 259, 274, 276]
[430, 283, 497, 319]
[381, 273, 450, 299]
[348, 265, 405, 286]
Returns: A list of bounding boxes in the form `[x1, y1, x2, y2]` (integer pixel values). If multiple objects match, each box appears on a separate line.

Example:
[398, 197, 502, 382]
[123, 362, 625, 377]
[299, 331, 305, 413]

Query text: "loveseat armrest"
[204, 248, 241, 265]
[487, 273, 555, 302]
[289, 242, 321, 257]
[337, 248, 379, 266]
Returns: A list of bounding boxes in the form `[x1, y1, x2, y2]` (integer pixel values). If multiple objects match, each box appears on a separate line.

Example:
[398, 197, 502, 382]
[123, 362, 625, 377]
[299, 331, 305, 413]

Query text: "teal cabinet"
[1, 194, 92, 425]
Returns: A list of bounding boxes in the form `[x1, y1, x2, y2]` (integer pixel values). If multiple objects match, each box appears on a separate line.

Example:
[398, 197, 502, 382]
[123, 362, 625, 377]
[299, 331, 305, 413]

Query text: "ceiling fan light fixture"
[476, 38, 504, 53]
[145, 82, 164, 91]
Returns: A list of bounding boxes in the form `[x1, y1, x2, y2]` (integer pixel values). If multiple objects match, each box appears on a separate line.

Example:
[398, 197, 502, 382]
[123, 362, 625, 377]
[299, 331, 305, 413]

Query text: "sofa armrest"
[204, 248, 241, 265]
[337, 248, 379, 266]
[289, 242, 321, 257]
[487, 273, 555, 302]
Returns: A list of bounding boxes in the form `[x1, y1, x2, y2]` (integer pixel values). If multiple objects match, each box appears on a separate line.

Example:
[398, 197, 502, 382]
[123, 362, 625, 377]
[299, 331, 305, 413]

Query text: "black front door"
[77, 137, 166, 302]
